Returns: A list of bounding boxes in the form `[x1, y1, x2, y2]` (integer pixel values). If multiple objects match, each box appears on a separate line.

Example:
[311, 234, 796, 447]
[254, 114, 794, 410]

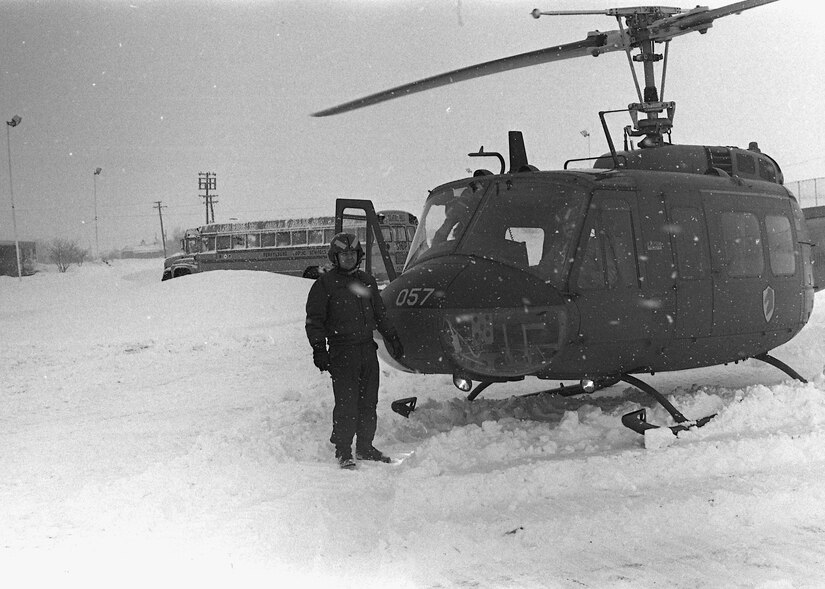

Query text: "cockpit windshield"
[406, 176, 587, 288]
[406, 179, 488, 267]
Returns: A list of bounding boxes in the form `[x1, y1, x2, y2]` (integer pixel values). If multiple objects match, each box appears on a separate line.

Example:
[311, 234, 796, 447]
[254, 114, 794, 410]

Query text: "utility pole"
[153, 200, 168, 258]
[6, 115, 22, 281]
[93, 167, 102, 259]
[198, 171, 218, 224]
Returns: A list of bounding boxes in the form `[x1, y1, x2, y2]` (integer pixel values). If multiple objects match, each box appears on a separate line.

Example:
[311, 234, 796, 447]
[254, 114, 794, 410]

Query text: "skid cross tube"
[621, 374, 689, 424]
[754, 353, 808, 383]
[467, 381, 494, 401]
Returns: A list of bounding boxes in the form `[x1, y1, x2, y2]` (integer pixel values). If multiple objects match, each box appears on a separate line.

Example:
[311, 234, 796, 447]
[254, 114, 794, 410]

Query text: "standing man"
[305, 232, 404, 469]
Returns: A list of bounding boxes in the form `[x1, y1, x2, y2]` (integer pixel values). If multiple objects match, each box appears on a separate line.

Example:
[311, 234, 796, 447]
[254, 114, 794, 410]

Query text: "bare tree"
[169, 226, 187, 252]
[47, 238, 89, 273]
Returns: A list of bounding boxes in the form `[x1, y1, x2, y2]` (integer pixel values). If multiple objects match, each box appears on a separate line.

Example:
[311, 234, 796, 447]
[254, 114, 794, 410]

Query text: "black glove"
[312, 345, 330, 372]
[387, 335, 404, 359]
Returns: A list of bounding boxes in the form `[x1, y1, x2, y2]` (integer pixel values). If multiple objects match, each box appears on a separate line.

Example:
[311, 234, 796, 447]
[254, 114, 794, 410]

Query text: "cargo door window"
[720, 212, 764, 276]
[765, 214, 795, 276]
[671, 207, 709, 279]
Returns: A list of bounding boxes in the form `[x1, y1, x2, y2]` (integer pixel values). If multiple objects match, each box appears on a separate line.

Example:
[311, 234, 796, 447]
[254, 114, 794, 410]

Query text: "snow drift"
[2, 259, 825, 588]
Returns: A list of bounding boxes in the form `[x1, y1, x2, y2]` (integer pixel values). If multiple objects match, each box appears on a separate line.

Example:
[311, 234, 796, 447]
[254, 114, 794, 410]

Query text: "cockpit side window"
[459, 179, 587, 286]
[575, 198, 639, 290]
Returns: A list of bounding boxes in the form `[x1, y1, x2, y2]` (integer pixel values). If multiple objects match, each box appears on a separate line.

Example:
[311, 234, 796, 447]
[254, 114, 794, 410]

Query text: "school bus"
[161, 209, 417, 282]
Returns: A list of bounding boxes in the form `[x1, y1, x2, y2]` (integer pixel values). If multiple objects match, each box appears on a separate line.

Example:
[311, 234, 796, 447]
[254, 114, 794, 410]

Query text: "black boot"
[336, 447, 356, 470]
[356, 446, 392, 463]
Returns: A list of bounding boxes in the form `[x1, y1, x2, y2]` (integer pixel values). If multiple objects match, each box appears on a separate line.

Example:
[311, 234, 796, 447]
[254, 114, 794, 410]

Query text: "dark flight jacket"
[305, 268, 397, 349]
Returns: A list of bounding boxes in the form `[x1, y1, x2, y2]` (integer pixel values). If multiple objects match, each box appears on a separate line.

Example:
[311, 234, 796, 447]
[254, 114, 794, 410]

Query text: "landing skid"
[388, 353, 809, 436]
[618, 373, 704, 434]
[620, 352, 808, 436]
[619, 373, 717, 435]
[469, 377, 622, 402]
[521, 378, 619, 399]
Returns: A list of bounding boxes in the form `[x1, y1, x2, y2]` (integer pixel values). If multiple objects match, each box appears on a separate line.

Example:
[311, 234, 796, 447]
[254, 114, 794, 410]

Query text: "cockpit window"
[406, 176, 587, 289]
[405, 179, 488, 267]
[460, 179, 586, 287]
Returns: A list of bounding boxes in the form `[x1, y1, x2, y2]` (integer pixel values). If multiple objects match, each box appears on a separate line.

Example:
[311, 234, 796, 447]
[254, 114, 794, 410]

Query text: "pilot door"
[569, 190, 647, 369]
[665, 191, 713, 339]
[335, 198, 397, 284]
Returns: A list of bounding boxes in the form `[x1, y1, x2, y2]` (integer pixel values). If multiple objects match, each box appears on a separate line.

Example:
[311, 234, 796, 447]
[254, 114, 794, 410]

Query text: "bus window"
[324, 228, 336, 243]
[308, 229, 324, 245]
[394, 226, 406, 243]
[216, 235, 231, 250]
[247, 233, 259, 248]
[202, 236, 216, 251]
[292, 230, 308, 246]
[261, 232, 277, 247]
[276, 231, 290, 247]
[406, 226, 416, 241]
[382, 227, 392, 242]
[232, 234, 246, 249]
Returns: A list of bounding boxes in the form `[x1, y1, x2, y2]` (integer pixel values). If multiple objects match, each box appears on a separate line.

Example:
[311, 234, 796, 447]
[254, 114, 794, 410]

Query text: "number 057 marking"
[395, 287, 436, 307]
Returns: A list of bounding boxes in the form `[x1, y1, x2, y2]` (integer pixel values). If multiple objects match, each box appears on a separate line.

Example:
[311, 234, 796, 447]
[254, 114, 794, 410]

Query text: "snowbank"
[3, 259, 825, 588]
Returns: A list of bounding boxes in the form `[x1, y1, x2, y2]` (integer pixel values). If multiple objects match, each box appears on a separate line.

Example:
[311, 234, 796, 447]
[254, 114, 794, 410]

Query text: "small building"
[121, 239, 165, 259]
[0, 240, 37, 276]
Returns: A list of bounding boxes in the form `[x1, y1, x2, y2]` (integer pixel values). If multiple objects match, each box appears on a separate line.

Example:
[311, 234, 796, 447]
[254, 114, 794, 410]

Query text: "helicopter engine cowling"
[378, 255, 571, 380]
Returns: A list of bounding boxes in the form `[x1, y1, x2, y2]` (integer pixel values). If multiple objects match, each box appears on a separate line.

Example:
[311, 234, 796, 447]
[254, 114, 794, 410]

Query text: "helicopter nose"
[379, 258, 569, 378]
[441, 301, 567, 378]
[440, 260, 568, 378]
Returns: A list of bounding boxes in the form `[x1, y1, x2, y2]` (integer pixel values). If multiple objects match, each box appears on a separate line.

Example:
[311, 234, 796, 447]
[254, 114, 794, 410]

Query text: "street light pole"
[93, 167, 102, 259]
[6, 115, 22, 281]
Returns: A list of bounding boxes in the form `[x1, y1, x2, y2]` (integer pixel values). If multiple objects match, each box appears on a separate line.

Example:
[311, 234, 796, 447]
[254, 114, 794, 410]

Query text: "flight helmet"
[328, 232, 364, 266]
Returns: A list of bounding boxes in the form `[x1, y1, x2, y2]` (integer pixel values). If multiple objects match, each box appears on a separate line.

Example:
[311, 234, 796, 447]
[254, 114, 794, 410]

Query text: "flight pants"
[328, 341, 380, 452]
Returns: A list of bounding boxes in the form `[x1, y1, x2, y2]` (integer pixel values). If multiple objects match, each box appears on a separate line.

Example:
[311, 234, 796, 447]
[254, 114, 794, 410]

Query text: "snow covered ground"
[3, 258, 825, 588]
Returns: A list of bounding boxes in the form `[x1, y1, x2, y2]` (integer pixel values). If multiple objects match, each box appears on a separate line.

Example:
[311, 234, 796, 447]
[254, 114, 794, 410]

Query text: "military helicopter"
[314, 0, 825, 435]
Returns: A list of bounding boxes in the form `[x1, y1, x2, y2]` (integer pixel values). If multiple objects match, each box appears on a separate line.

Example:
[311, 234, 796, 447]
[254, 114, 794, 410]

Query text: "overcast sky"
[0, 0, 821, 251]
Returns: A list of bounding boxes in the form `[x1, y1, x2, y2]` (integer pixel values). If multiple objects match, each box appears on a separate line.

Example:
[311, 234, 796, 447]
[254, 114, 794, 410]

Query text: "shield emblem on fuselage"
[762, 285, 775, 323]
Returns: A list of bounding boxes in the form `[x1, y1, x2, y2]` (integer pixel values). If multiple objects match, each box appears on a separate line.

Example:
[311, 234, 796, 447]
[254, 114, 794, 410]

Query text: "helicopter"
[314, 0, 825, 436]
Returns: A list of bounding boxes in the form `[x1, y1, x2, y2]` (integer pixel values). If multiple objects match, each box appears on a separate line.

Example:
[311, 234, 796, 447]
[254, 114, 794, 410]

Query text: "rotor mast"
[532, 6, 683, 147]
[532, 1, 777, 147]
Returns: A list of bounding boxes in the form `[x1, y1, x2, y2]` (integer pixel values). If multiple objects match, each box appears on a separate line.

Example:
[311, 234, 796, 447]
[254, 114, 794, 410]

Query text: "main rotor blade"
[312, 32, 620, 117]
[312, 0, 777, 118]
[646, 0, 779, 42]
